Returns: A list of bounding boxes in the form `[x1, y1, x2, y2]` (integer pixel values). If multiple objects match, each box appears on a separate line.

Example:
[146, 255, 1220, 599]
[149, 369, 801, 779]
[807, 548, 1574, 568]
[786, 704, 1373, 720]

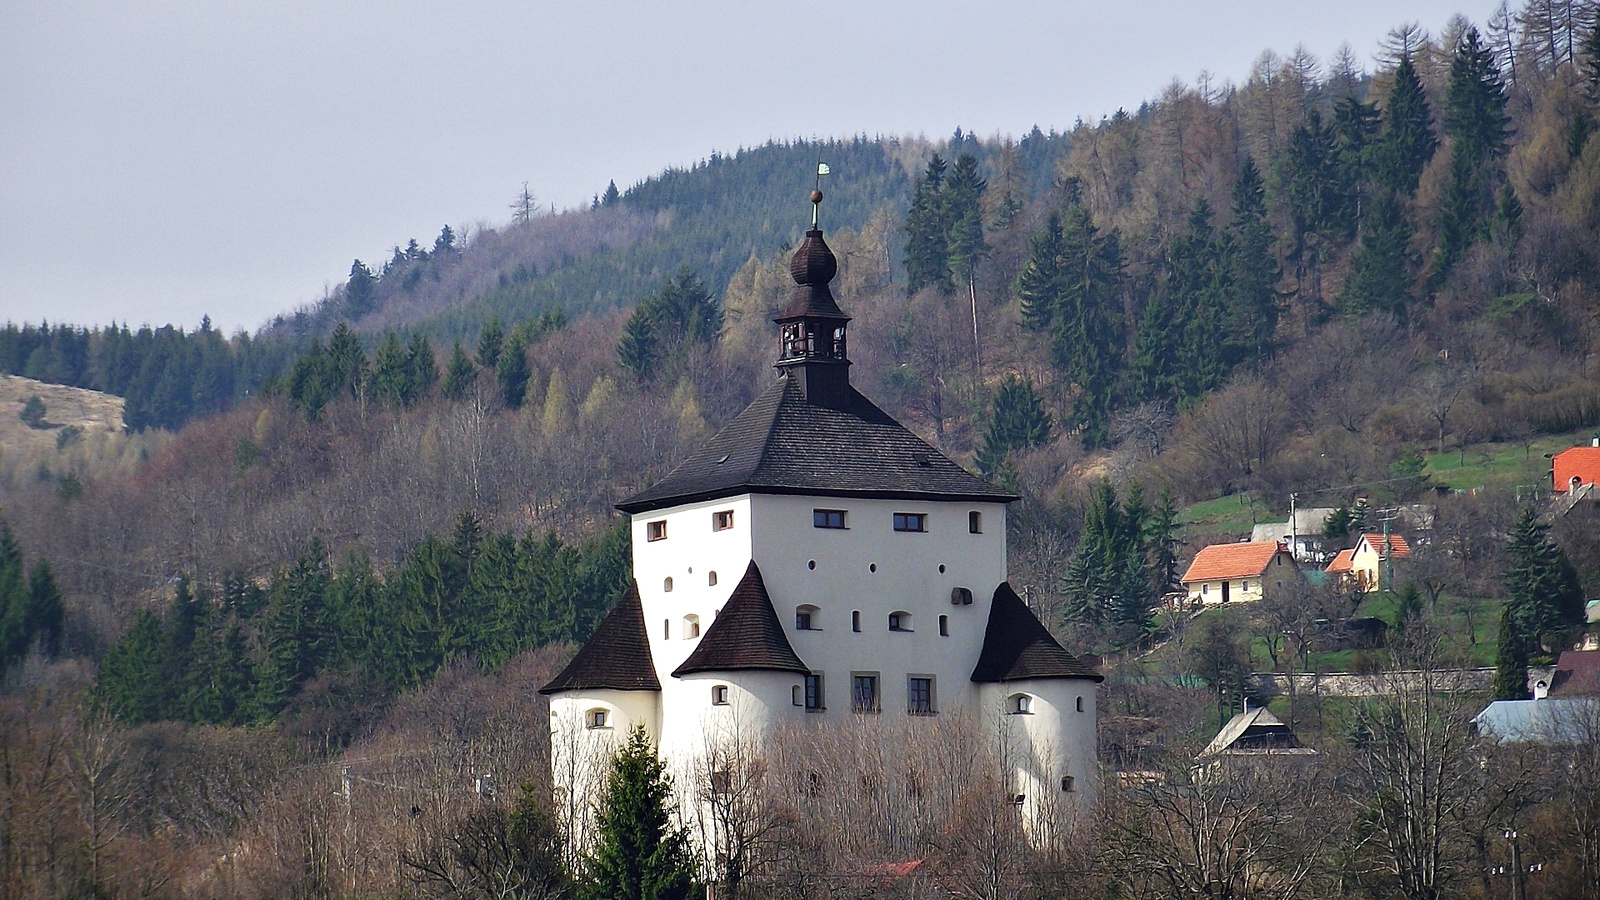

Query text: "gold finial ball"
[810, 189, 824, 204]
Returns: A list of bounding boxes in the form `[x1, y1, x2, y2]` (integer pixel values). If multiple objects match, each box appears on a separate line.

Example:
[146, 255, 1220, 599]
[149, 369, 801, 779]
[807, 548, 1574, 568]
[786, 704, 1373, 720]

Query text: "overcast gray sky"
[1, 1, 1501, 333]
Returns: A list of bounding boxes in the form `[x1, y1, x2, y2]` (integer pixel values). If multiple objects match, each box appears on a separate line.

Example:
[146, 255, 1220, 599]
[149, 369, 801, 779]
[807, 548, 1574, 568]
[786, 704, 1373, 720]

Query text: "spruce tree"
[1435, 27, 1510, 279]
[326, 323, 369, 402]
[1377, 55, 1438, 195]
[617, 309, 657, 381]
[96, 610, 173, 722]
[441, 341, 477, 400]
[345, 259, 376, 318]
[1492, 606, 1530, 700]
[371, 331, 410, 407]
[945, 153, 989, 319]
[1502, 506, 1585, 652]
[1132, 201, 1225, 403]
[476, 319, 506, 371]
[903, 153, 952, 294]
[975, 374, 1051, 476]
[1063, 481, 1154, 645]
[497, 336, 531, 410]
[601, 180, 621, 206]
[581, 727, 697, 900]
[23, 560, 63, 658]
[406, 332, 437, 400]
[1222, 157, 1281, 367]
[1339, 189, 1416, 317]
[1332, 97, 1382, 235]
[1017, 205, 1124, 445]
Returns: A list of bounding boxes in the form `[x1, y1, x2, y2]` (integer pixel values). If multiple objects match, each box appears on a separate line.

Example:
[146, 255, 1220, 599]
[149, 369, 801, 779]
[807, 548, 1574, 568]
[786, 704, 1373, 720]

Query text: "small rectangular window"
[711, 685, 729, 705]
[893, 513, 927, 533]
[851, 673, 879, 713]
[813, 509, 847, 529]
[796, 611, 812, 630]
[646, 520, 667, 542]
[908, 676, 934, 715]
[968, 511, 982, 533]
[804, 673, 824, 711]
[851, 610, 861, 633]
[939, 615, 949, 637]
[712, 510, 734, 531]
[1061, 775, 1075, 792]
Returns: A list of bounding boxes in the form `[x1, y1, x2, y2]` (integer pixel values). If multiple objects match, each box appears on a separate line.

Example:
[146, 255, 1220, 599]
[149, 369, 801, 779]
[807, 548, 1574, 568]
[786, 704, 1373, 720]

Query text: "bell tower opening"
[775, 187, 852, 405]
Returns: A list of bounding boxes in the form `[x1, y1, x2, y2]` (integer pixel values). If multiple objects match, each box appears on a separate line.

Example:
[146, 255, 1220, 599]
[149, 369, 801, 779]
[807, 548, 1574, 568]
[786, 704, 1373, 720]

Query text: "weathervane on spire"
[811, 162, 829, 227]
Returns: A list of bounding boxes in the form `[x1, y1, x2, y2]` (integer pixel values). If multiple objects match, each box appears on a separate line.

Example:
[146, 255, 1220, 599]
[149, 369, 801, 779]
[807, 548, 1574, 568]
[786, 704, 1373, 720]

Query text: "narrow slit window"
[968, 511, 982, 533]
[804, 673, 824, 710]
[851, 610, 861, 633]
[939, 615, 949, 637]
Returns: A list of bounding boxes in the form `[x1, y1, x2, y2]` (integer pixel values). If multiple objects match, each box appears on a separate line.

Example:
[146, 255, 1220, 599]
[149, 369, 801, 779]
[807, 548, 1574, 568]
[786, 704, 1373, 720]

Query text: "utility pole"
[1490, 829, 1544, 900]
[1289, 492, 1299, 560]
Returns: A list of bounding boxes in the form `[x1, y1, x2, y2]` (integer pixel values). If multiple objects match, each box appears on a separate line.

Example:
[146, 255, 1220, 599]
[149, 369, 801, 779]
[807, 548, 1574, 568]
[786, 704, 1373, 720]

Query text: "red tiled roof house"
[1553, 444, 1600, 495]
[1180, 541, 1298, 605]
[1326, 533, 1411, 592]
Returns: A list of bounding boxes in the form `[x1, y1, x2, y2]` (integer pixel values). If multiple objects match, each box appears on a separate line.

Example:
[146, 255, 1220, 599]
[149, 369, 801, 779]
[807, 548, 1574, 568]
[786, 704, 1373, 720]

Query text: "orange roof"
[1181, 542, 1286, 584]
[1326, 549, 1355, 573]
[1554, 446, 1600, 493]
[1359, 533, 1411, 558]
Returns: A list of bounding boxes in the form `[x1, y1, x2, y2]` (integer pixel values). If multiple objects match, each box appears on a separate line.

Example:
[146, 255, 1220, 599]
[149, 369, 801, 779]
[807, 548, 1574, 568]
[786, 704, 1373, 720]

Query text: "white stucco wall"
[979, 677, 1099, 832]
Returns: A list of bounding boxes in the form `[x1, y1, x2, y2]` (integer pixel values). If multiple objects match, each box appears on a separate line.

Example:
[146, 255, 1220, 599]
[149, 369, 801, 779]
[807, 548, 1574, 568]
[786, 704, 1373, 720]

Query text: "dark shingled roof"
[971, 582, 1103, 683]
[539, 582, 661, 695]
[617, 376, 1016, 514]
[673, 561, 809, 677]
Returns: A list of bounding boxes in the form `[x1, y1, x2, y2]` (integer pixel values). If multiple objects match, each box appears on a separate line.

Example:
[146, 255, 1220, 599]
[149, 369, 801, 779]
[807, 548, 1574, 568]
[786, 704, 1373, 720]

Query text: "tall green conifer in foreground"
[441, 341, 477, 400]
[581, 727, 697, 900]
[1492, 606, 1530, 700]
[1502, 507, 1584, 653]
[976, 374, 1051, 477]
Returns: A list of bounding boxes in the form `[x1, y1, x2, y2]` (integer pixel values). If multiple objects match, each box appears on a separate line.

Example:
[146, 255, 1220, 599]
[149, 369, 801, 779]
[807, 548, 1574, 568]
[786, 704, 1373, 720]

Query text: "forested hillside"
[6, 4, 1600, 897]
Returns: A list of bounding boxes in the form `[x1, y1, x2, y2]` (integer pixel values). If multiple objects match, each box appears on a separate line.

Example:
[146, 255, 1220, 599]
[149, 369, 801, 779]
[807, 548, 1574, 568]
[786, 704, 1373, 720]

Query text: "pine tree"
[1377, 55, 1438, 195]
[581, 727, 697, 900]
[1502, 506, 1585, 652]
[23, 560, 63, 658]
[96, 610, 172, 722]
[903, 153, 952, 294]
[476, 319, 506, 371]
[441, 341, 477, 400]
[1133, 200, 1225, 404]
[945, 154, 989, 370]
[326, 322, 369, 402]
[497, 336, 531, 410]
[602, 180, 621, 206]
[1492, 606, 1530, 700]
[255, 546, 332, 715]
[1332, 97, 1382, 235]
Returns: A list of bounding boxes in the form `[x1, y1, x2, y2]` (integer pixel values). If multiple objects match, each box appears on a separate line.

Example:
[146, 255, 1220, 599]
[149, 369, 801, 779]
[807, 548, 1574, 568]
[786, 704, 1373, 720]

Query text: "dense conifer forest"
[5, 5, 1600, 897]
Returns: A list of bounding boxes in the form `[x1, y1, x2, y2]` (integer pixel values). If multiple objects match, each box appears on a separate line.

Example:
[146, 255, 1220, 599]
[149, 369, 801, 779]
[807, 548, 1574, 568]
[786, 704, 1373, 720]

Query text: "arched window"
[586, 708, 609, 729]
[1076, 696, 1084, 712]
[663, 577, 674, 592]
[796, 604, 820, 630]
[708, 571, 718, 586]
[683, 614, 700, 638]
[888, 611, 912, 632]
[1009, 694, 1032, 715]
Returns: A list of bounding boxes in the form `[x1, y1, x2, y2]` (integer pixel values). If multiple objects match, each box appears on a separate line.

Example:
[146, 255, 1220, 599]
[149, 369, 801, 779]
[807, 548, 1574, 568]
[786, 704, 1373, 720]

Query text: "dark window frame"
[813, 508, 847, 529]
[646, 520, 667, 542]
[908, 676, 935, 716]
[893, 512, 927, 533]
[851, 673, 880, 714]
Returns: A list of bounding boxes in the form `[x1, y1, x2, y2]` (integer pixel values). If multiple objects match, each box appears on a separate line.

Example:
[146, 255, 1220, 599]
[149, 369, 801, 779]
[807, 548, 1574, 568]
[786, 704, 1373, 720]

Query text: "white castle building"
[541, 192, 1101, 837]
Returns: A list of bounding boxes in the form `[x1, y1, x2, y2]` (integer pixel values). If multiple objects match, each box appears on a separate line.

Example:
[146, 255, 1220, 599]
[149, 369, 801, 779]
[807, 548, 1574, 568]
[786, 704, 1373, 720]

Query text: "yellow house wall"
[1183, 553, 1298, 605]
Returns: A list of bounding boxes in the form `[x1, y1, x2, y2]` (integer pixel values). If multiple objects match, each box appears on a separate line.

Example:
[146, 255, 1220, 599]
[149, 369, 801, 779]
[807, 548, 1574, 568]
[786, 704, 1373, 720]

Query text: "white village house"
[540, 193, 1102, 843]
